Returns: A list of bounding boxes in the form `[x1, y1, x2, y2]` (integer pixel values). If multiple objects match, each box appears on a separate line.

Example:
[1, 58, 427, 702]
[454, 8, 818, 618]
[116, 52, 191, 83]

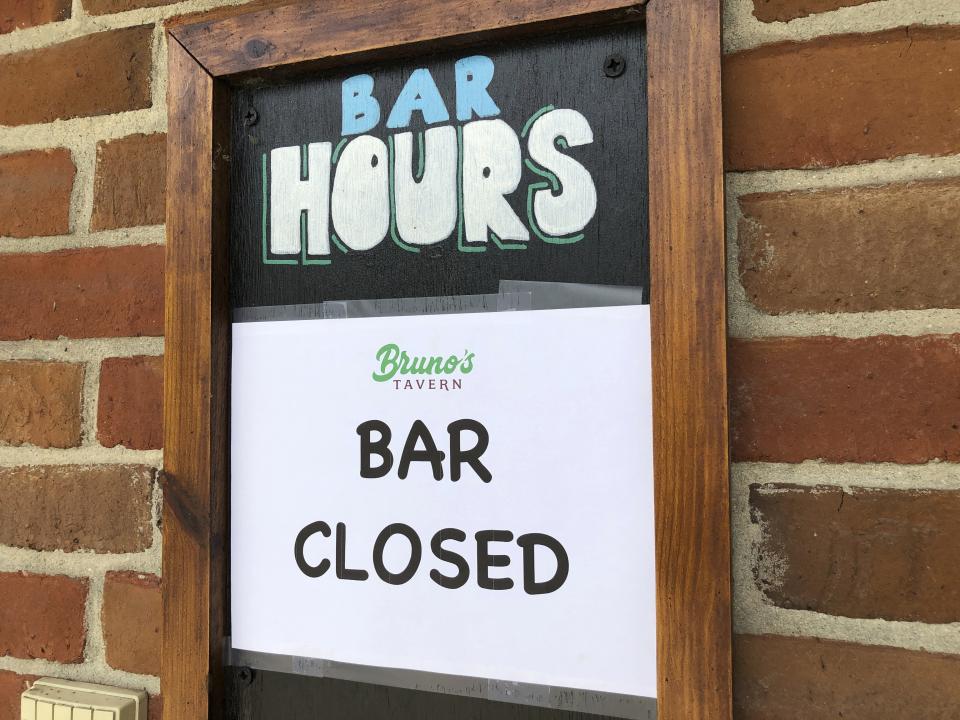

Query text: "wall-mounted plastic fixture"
[21, 678, 147, 720]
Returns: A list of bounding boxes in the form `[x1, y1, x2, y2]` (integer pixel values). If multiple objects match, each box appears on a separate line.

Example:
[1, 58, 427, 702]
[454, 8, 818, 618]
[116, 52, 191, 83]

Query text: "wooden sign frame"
[162, 1, 731, 718]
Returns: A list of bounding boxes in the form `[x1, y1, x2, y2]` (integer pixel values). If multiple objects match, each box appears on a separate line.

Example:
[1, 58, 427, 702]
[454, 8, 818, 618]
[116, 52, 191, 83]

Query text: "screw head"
[237, 667, 255, 686]
[243, 107, 259, 127]
[603, 53, 626, 78]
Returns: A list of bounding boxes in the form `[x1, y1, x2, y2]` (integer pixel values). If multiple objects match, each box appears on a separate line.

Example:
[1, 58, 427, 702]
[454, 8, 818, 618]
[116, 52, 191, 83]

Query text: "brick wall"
[724, 0, 960, 717]
[0, 0, 255, 715]
[0, 0, 958, 718]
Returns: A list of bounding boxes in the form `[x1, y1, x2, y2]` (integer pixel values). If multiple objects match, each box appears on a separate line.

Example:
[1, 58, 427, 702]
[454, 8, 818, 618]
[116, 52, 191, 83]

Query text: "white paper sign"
[231, 305, 656, 698]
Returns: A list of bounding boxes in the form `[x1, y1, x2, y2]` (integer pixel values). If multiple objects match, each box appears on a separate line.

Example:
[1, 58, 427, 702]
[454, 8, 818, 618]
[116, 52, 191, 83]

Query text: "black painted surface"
[229, 24, 648, 309]
[227, 23, 649, 720]
[227, 668, 639, 720]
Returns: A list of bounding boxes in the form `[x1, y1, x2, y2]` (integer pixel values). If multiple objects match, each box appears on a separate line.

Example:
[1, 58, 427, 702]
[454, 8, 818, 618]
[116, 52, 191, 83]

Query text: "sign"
[163, 1, 731, 718]
[230, 25, 647, 307]
[231, 306, 656, 699]
[225, 20, 659, 716]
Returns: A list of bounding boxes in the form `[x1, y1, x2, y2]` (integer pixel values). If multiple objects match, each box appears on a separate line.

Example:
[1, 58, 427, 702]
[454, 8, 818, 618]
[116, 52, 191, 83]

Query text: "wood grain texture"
[162, 36, 231, 720]
[170, 0, 645, 79]
[647, 0, 732, 718]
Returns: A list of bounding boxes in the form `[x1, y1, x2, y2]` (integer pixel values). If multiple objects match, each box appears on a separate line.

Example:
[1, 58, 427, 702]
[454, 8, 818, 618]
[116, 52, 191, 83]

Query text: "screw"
[603, 53, 626, 78]
[243, 107, 259, 127]
[237, 667, 255, 686]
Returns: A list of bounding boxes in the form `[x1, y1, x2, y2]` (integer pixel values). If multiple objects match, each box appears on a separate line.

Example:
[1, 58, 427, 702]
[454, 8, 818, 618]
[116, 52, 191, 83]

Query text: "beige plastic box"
[21, 678, 147, 720]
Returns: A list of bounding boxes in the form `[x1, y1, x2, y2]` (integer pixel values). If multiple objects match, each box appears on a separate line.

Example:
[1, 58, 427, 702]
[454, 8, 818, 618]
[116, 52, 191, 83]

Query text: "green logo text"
[373, 343, 475, 382]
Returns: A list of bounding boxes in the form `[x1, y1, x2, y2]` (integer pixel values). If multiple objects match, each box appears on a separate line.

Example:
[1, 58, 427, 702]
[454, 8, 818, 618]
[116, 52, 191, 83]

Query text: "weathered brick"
[750, 484, 960, 622]
[83, 0, 173, 14]
[0, 245, 164, 340]
[723, 27, 960, 170]
[0, 149, 75, 238]
[751, 0, 874, 23]
[102, 571, 161, 675]
[0, 572, 87, 663]
[735, 634, 960, 719]
[98, 356, 163, 451]
[0, 361, 83, 448]
[729, 335, 960, 463]
[91, 134, 166, 231]
[0, 0, 71, 34]
[0, 465, 154, 553]
[738, 179, 960, 313]
[0, 671, 38, 720]
[0, 25, 152, 126]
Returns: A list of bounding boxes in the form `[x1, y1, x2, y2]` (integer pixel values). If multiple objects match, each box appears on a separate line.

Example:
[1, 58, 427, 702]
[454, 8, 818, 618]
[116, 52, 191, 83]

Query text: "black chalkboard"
[227, 22, 649, 720]
[226, 671, 648, 720]
[229, 24, 648, 310]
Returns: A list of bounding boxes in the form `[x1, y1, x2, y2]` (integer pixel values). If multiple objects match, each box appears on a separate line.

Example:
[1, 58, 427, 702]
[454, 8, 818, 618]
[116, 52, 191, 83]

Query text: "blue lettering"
[386, 68, 450, 129]
[342, 74, 381, 136]
[455, 56, 500, 122]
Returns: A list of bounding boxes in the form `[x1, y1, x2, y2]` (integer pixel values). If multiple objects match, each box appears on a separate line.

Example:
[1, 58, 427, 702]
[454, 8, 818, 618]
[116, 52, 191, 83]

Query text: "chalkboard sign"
[229, 25, 647, 310]
[162, 2, 731, 719]
[225, 23, 654, 719]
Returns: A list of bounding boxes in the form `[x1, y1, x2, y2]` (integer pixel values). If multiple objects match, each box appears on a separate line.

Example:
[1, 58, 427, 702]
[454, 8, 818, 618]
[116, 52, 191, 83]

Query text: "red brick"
[738, 179, 960, 313]
[0, 572, 87, 663]
[0, 25, 152, 126]
[0, 0, 70, 34]
[0, 149, 74, 238]
[83, 0, 173, 14]
[0, 245, 163, 340]
[0, 361, 83, 448]
[750, 484, 960, 622]
[723, 27, 960, 171]
[102, 572, 161, 675]
[91, 134, 166, 231]
[729, 335, 960, 463]
[751, 0, 874, 23]
[0, 465, 155, 553]
[735, 634, 960, 719]
[0, 671, 38, 720]
[98, 356, 163, 451]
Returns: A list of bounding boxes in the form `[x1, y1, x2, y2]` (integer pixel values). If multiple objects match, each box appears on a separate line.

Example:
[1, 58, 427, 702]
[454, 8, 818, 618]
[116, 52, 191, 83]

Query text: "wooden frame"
[162, 1, 730, 718]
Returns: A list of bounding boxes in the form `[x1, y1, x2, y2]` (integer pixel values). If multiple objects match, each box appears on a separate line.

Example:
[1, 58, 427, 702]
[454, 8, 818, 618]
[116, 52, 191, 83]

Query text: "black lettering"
[373, 523, 422, 585]
[517, 533, 569, 595]
[429, 528, 469, 589]
[398, 420, 445, 480]
[447, 419, 492, 483]
[476, 530, 514, 590]
[294, 521, 331, 578]
[335, 522, 369, 581]
[357, 420, 393, 478]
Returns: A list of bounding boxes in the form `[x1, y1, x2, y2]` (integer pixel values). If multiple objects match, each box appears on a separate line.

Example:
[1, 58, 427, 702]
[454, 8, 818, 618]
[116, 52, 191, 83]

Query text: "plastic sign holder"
[226, 646, 655, 720]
